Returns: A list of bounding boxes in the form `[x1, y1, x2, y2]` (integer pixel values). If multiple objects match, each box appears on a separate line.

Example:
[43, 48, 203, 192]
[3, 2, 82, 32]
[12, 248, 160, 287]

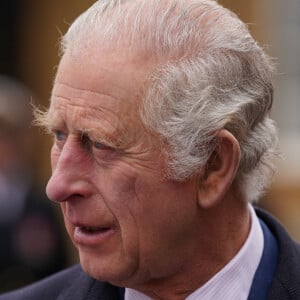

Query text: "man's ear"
[198, 129, 241, 208]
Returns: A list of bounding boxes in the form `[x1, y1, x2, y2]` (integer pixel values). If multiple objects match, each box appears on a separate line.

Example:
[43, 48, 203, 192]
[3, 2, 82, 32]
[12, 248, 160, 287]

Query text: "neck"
[129, 196, 251, 300]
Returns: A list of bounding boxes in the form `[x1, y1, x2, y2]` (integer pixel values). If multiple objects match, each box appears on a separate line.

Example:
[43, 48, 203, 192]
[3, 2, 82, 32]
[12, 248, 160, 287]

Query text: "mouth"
[79, 226, 111, 234]
[73, 224, 116, 246]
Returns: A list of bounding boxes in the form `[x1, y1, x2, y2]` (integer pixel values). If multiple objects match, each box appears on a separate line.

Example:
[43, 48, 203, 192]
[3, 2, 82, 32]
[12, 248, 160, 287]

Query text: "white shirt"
[125, 205, 264, 300]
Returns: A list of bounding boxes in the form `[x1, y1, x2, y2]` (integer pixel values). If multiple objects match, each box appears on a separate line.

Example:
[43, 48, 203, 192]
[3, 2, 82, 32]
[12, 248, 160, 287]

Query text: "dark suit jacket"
[0, 208, 299, 300]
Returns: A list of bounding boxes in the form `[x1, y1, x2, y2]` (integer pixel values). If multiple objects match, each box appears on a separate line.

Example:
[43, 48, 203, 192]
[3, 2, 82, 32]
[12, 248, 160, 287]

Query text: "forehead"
[53, 48, 150, 105]
[48, 50, 155, 147]
[49, 48, 156, 137]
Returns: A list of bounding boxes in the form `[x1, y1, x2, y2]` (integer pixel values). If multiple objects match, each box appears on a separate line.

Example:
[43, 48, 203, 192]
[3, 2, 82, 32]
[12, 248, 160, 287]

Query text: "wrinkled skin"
[45, 49, 202, 289]
[45, 46, 249, 300]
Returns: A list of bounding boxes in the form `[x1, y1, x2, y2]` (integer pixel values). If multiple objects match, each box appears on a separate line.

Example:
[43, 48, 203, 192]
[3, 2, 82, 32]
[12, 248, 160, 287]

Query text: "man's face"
[46, 48, 200, 287]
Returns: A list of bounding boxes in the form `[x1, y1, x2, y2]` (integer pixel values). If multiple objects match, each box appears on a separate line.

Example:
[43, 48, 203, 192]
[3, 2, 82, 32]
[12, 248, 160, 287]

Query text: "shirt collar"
[125, 205, 264, 300]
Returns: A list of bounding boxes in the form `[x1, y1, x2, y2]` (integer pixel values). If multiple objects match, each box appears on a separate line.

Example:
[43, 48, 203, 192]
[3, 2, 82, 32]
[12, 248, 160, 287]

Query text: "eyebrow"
[80, 128, 121, 149]
[34, 105, 123, 149]
[33, 106, 53, 133]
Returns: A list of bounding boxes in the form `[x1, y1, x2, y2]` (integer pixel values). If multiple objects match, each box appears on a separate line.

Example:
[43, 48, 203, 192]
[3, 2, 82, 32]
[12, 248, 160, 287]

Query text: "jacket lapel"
[256, 208, 300, 299]
[57, 269, 123, 300]
[247, 219, 279, 300]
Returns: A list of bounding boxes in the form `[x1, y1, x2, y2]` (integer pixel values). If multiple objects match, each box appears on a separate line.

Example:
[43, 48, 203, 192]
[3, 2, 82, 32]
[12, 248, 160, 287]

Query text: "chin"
[78, 248, 139, 286]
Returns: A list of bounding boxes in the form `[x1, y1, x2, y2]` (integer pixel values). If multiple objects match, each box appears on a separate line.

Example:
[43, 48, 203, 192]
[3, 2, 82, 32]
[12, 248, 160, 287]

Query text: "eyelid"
[93, 140, 112, 150]
[80, 133, 111, 150]
[86, 132, 116, 149]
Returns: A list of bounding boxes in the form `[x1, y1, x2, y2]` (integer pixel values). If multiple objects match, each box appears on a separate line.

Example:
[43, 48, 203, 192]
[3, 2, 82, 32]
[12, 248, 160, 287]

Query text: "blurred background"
[0, 0, 299, 292]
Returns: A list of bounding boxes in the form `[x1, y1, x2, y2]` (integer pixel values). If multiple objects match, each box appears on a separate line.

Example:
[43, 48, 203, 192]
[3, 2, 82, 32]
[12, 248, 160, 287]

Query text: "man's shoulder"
[0, 264, 123, 300]
[256, 207, 300, 299]
[256, 207, 300, 255]
[0, 264, 93, 300]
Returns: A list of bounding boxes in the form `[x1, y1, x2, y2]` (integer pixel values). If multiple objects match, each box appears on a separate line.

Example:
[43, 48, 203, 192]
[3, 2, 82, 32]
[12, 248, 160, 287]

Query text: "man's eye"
[92, 141, 117, 160]
[53, 130, 67, 142]
[93, 141, 111, 150]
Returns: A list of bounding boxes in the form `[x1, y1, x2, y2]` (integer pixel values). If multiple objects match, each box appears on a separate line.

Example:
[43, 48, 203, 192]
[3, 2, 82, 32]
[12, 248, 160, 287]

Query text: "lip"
[73, 225, 116, 247]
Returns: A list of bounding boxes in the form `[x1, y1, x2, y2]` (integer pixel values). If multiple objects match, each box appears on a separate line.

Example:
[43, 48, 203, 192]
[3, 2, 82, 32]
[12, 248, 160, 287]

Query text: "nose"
[46, 138, 93, 203]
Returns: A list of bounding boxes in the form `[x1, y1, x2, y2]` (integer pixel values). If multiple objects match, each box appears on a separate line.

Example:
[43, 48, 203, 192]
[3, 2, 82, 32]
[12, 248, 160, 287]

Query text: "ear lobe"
[198, 129, 241, 208]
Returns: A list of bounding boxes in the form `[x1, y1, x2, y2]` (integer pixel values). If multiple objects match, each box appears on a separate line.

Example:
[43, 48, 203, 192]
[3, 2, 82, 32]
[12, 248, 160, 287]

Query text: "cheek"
[99, 168, 162, 234]
[98, 165, 176, 222]
[97, 167, 140, 209]
[131, 176, 199, 235]
[95, 169, 151, 243]
[107, 173, 199, 275]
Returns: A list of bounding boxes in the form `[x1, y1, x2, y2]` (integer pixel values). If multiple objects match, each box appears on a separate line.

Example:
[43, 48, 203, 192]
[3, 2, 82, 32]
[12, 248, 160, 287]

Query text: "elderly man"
[1, 0, 300, 299]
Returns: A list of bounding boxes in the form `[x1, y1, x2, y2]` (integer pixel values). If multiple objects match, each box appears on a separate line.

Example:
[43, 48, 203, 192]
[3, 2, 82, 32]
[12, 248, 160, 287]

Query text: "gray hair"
[61, 0, 278, 202]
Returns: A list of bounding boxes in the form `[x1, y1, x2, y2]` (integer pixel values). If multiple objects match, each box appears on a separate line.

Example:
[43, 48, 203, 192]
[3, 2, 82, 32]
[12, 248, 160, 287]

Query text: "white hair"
[61, 0, 278, 202]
